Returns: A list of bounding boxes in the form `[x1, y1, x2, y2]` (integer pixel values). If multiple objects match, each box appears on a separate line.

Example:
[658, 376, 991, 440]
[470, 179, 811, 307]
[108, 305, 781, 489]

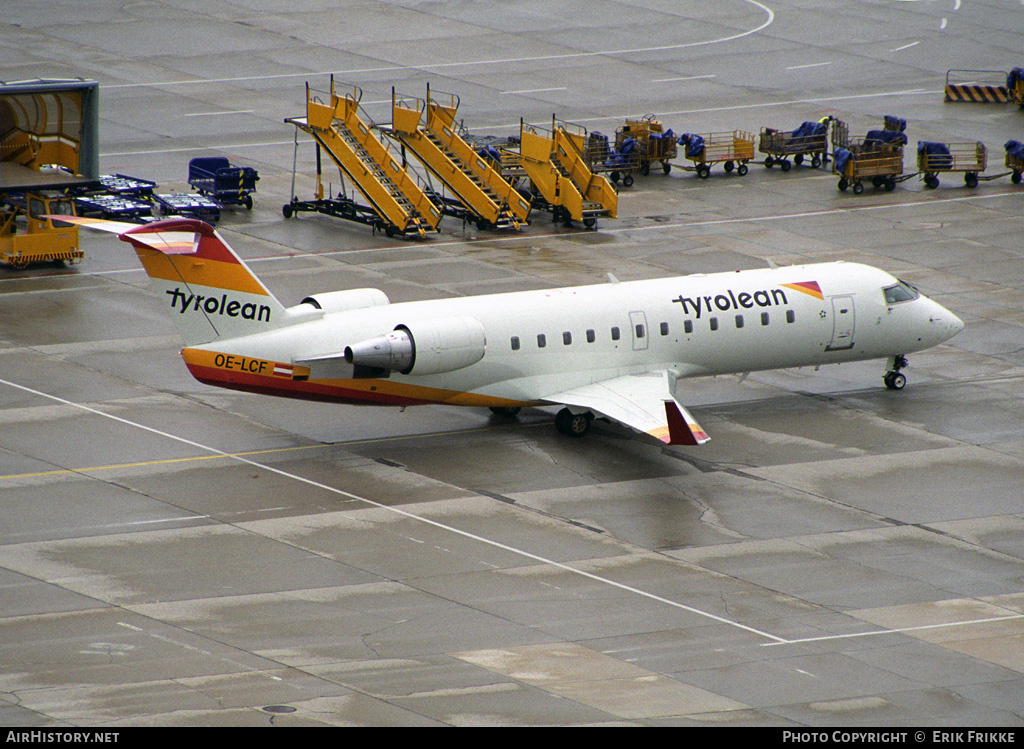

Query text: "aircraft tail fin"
[62, 217, 288, 346]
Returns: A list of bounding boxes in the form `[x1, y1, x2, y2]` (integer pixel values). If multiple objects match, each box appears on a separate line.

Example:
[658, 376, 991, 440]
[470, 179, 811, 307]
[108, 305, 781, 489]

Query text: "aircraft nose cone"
[949, 311, 965, 336]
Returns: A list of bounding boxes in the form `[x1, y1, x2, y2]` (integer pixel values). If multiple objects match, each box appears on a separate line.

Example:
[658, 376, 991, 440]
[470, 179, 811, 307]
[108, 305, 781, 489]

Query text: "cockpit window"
[883, 280, 919, 304]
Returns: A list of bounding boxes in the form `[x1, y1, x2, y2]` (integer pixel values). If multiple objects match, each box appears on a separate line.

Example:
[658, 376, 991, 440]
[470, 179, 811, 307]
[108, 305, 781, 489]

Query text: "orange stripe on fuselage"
[180, 347, 531, 408]
[134, 246, 269, 296]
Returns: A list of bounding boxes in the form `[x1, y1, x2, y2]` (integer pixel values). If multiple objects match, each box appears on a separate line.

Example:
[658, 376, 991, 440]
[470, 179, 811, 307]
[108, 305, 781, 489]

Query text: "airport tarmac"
[2, 0, 1024, 727]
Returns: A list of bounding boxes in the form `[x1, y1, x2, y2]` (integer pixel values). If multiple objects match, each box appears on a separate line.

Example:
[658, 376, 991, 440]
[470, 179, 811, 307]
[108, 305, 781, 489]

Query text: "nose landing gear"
[883, 355, 909, 390]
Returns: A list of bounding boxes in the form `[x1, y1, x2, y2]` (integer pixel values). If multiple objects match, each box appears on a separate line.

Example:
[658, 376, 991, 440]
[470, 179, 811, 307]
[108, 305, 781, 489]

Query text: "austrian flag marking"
[272, 363, 294, 378]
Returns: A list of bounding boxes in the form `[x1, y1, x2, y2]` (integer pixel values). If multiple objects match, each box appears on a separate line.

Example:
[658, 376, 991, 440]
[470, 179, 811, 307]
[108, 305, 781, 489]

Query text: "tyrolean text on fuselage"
[672, 287, 788, 318]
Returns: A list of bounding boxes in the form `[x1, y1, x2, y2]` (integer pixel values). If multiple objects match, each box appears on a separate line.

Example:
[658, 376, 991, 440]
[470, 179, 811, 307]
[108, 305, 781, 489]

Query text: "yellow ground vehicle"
[0, 192, 81, 268]
[1, 78, 98, 267]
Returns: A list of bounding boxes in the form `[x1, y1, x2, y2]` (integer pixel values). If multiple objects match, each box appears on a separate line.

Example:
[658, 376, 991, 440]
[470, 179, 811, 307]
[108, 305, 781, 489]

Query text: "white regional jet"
[64, 216, 963, 445]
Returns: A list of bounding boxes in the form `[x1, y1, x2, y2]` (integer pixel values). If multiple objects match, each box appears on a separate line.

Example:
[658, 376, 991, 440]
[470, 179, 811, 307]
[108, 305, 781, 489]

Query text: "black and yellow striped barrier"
[944, 83, 1009, 103]
[944, 69, 1011, 104]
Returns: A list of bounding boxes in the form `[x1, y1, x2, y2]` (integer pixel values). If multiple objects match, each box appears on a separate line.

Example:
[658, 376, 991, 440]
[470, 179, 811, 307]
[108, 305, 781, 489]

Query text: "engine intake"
[344, 316, 486, 377]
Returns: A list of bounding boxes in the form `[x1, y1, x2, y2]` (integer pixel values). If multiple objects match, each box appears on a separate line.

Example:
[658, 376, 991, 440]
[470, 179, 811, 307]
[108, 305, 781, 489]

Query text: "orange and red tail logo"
[779, 281, 824, 300]
[120, 220, 271, 298]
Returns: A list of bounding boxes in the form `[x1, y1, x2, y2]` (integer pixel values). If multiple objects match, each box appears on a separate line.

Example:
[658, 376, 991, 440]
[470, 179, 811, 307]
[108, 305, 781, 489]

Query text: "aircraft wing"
[543, 370, 710, 445]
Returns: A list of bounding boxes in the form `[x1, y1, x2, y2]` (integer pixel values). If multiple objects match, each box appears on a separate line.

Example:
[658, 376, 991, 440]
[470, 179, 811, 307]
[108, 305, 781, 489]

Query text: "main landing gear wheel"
[489, 406, 522, 419]
[884, 355, 909, 390]
[555, 408, 593, 437]
[884, 371, 906, 390]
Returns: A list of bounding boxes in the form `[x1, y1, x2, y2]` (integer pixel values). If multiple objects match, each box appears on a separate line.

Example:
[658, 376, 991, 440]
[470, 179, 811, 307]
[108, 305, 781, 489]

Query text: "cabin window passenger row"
[511, 311, 801, 351]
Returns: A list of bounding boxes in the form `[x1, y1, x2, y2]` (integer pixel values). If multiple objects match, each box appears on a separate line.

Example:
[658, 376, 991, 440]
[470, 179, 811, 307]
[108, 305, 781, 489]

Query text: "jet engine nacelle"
[344, 316, 486, 376]
[299, 288, 391, 314]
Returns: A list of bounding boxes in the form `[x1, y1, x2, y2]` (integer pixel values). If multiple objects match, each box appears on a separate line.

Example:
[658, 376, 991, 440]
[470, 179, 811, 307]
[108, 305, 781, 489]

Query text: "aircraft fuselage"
[180, 261, 962, 408]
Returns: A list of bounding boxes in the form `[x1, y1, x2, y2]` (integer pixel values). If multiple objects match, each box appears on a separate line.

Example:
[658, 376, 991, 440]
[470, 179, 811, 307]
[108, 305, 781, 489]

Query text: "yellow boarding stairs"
[519, 118, 617, 228]
[390, 87, 531, 230]
[295, 79, 441, 238]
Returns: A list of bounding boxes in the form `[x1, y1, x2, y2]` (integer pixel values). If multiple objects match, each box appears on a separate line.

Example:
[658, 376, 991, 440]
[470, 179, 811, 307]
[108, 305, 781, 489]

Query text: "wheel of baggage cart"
[794, 154, 804, 166]
[282, 202, 294, 218]
[640, 162, 650, 176]
[811, 154, 822, 168]
[764, 156, 774, 168]
[780, 159, 791, 172]
[623, 174, 634, 187]
[838, 177, 848, 191]
[924, 174, 939, 189]
[737, 163, 748, 176]
[696, 164, 711, 179]
[852, 181, 864, 195]
[965, 173, 978, 188]
[243, 195, 253, 210]
[724, 161, 734, 173]
[662, 161, 672, 174]
[884, 177, 896, 192]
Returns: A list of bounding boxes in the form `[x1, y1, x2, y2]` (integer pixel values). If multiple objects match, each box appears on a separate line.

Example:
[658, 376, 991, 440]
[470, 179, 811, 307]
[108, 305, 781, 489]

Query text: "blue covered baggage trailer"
[188, 157, 258, 209]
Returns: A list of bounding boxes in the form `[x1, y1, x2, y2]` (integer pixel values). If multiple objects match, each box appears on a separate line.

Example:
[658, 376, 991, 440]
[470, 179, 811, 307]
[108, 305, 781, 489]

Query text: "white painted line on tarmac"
[0, 376, 788, 644]
[184, 110, 256, 117]
[786, 62, 833, 70]
[891, 41, 921, 52]
[102, 1, 775, 90]
[652, 75, 718, 83]
[762, 613, 1024, 646]
[501, 88, 567, 95]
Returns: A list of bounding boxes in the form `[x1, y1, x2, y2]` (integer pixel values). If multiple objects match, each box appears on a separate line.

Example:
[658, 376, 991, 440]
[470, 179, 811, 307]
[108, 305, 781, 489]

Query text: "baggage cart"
[615, 116, 677, 176]
[73, 193, 154, 221]
[96, 174, 156, 197]
[188, 157, 258, 209]
[917, 141, 987, 188]
[676, 130, 755, 178]
[1010, 68, 1024, 106]
[154, 193, 221, 222]
[591, 131, 641, 186]
[832, 142, 908, 194]
[759, 118, 831, 171]
[1007, 140, 1024, 184]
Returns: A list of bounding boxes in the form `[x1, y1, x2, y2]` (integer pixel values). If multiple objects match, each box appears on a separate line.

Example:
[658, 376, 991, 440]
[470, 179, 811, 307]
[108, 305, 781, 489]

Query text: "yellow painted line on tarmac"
[0, 422, 543, 481]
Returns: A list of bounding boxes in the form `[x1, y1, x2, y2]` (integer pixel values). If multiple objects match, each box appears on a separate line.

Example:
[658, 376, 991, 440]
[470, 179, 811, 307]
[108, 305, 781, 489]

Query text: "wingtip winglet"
[664, 400, 710, 446]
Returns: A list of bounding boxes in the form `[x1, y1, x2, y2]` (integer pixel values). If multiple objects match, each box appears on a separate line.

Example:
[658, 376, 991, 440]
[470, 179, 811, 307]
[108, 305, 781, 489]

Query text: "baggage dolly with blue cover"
[831, 116, 913, 194]
[1005, 140, 1024, 184]
[759, 117, 831, 171]
[676, 130, 755, 179]
[917, 141, 987, 188]
[188, 157, 259, 209]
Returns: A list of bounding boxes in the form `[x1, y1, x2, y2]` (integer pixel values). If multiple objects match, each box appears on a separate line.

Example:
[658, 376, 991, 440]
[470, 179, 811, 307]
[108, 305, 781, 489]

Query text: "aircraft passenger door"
[826, 295, 855, 351]
[629, 310, 648, 351]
